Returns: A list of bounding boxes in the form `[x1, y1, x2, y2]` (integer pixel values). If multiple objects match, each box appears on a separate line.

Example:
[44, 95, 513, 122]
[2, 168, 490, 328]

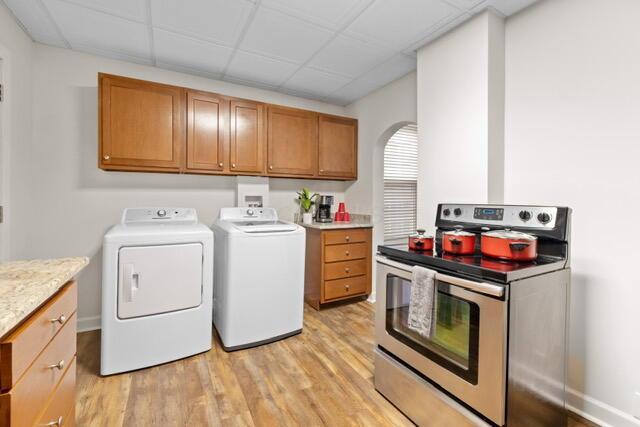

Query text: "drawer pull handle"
[345, 251, 350, 256]
[45, 416, 63, 426]
[48, 360, 65, 370]
[50, 314, 66, 324]
[345, 267, 350, 273]
[345, 236, 350, 241]
[345, 284, 350, 291]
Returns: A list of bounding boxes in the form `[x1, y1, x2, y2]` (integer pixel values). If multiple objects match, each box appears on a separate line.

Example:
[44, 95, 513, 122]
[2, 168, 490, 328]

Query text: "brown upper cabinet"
[267, 106, 318, 177]
[99, 73, 185, 172]
[98, 73, 357, 180]
[229, 99, 266, 174]
[186, 90, 228, 173]
[318, 114, 358, 179]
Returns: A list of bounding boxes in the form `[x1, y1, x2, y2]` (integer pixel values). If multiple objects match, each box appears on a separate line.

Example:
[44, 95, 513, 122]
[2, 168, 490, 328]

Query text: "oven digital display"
[474, 207, 504, 221]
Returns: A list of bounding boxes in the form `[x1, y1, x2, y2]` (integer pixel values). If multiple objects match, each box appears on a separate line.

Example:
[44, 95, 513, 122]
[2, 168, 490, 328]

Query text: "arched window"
[383, 124, 418, 243]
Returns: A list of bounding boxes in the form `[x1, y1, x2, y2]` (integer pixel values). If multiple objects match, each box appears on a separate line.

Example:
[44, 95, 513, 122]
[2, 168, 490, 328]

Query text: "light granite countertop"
[299, 214, 373, 230]
[0, 257, 89, 339]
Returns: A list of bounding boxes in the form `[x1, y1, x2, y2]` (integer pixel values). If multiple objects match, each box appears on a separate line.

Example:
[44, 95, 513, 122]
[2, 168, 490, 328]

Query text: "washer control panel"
[122, 208, 198, 224]
[439, 204, 558, 229]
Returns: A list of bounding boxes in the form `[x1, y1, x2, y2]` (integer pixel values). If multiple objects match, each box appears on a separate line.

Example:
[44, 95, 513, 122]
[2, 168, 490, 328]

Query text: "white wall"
[0, 3, 33, 261]
[21, 44, 347, 329]
[345, 71, 417, 299]
[416, 11, 505, 232]
[505, 0, 640, 425]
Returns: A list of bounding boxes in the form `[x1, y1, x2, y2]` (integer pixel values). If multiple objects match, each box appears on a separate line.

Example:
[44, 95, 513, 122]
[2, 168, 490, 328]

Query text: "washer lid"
[229, 220, 298, 233]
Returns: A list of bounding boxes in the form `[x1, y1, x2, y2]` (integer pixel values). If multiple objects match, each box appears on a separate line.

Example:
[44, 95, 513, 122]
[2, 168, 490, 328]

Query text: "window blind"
[384, 124, 418, 243]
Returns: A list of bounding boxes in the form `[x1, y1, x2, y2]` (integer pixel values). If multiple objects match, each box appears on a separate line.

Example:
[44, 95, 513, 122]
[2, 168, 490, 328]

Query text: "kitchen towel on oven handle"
[408, 265, 437, 338]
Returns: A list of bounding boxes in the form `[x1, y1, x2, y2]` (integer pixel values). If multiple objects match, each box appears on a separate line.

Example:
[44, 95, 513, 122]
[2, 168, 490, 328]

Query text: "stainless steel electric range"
[375, 204, 571, 426]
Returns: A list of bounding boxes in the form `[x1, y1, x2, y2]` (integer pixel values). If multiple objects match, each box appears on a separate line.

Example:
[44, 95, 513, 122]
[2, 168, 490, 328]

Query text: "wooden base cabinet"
[304, 228, 372, 310]
[0, 281, 77, 426]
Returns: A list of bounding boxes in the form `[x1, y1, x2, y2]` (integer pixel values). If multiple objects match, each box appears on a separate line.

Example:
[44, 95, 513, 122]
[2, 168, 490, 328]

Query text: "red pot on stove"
[408, 229, 434, 251]
[481, 229, 537, 261]
[442, 226, 476, 255]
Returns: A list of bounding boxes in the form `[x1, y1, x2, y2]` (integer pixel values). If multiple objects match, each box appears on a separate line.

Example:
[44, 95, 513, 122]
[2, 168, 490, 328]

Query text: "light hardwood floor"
[76, 301, 595, 426]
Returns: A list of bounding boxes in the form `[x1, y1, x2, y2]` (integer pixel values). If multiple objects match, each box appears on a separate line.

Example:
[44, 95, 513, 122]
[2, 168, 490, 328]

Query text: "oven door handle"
[376, 256, 505, 298]
[435, 272, 504, 298]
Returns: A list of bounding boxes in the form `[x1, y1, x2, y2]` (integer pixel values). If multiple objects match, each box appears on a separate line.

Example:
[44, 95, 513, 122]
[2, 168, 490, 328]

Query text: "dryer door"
[118, 243, 203, 319]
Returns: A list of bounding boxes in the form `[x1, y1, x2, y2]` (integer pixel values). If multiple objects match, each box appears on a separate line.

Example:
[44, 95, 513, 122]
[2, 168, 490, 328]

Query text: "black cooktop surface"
[378, 244, 567, 283]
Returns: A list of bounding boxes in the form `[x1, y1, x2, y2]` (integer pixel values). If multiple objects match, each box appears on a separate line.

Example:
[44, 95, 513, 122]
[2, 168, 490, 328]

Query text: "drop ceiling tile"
[308, 34, 394, 78]
[487, 0, 537, 16]
[154, 29, 233, 76]
[58, 0, 147, 22]
[260, 0, 371, 30]
[240, 6, 334, 64]
[345, 0, 460, 49]
[226, 50, 299, 87]
[282, 67, 351, 98]
[329, 54, 416, 105]
[42, 0, 151, 60]
[3, 0, 67, 46]
[443, 0, 486, 11]
[404, 12, 473, 54]
[150, 0, 254, 47]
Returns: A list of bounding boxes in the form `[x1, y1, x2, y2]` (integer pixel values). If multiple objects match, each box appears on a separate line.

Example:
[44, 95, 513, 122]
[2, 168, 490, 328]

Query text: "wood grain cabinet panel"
[318, 114, 357, 179]
[99, 73, 184, 172]
[0, 281, 78, 427]
[304, 227, 372, 310]
[186, 91, 228, 173]
[230, 99, 265, 174]
[267, 106, 318, 177]
[0, 281, 77, 391]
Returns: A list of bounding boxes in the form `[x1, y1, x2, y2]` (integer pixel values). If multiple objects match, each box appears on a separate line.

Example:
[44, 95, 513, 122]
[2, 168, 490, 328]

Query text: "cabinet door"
[267, 106, 318, 177]
[229, 99, 265, 174]
[99, 73, 184, 172]
[186, 91, 228, 173]
[318, 114, 357, 179]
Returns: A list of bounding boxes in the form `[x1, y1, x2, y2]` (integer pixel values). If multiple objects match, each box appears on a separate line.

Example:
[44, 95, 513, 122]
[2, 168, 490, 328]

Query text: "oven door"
[375, 256, 508, 425]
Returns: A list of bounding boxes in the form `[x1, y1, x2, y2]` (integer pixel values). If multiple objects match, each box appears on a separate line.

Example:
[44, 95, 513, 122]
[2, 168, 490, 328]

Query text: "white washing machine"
[101, 208, 213, 375]
[212, 207, 305, 350]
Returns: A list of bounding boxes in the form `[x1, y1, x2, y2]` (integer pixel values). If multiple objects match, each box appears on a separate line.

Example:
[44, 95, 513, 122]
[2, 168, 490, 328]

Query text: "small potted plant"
[296, 188, 318, 225]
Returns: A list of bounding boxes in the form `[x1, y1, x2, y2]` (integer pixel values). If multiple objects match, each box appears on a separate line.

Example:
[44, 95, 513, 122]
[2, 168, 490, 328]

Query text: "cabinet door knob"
[218, 162, 223, 167]
[103, 155, 110, 160]
[345, 284, 350, 291]
[232, 163, 236, 168]
[49, 314, 66, 324]
[320, 169, 324, 172]
[45, 416, 63, 426]
[47, 360, 65, 370]
[345, 267, 350, 273]
[269, 165, 273, 170]
[345, 236, 350, 241]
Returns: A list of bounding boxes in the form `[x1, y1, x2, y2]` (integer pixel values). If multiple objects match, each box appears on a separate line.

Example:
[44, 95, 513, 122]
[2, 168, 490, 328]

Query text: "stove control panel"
[439, 204, 558, 229]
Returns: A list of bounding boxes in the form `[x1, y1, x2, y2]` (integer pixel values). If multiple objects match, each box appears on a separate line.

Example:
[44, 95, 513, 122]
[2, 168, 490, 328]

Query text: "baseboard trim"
[77, 315, 101, 332]
[567, 387, 640, 427]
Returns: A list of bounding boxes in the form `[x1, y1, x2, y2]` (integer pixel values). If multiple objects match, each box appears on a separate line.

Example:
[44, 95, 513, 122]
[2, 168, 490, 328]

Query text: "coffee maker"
[315, 195, 334, 223]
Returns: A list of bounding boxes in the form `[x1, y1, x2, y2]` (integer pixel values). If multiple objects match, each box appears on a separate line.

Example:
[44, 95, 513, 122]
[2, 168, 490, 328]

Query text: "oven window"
[385, 274, 480, 384]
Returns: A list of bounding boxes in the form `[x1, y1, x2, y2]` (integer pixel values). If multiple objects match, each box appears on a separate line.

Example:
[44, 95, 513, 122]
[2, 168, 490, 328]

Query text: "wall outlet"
[634, 391, 640, 420]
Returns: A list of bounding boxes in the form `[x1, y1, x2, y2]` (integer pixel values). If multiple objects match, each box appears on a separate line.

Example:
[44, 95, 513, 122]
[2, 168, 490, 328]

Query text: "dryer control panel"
[121, 208, 198, 224]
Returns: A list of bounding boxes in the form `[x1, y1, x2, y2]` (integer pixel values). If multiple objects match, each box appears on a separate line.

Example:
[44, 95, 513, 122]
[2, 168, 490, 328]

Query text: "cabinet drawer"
[0, 312, 77, 427]
[37, 357, 76, 427]
[324, 276, 368, 301]
[324, 228, 369, 245]
[324, 243, 367, 263]
[0, 281, 77, 390]
[324, 259, 368, 281]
